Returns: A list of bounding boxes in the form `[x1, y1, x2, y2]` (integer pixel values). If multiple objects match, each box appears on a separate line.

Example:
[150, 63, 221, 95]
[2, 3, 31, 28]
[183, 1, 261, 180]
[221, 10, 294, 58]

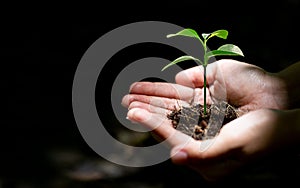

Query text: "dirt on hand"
[167, 101, 239, 140]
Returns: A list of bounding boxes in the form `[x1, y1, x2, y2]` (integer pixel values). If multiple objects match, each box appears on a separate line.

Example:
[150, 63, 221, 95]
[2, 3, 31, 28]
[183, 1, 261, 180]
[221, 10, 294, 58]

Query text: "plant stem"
[203, 66, 207, 115]
[203, 39, 208, 115]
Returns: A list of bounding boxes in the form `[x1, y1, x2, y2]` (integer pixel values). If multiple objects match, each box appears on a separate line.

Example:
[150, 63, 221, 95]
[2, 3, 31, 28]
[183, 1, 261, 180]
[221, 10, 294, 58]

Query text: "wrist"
[274, 61, 300, 109]
[264, 72, 289, 109]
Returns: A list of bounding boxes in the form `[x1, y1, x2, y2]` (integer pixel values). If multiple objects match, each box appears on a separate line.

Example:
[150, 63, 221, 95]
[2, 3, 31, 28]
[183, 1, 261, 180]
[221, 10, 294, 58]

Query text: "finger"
[128, 101, 171, 115]
[175, 65, 204, 88]
[175, 63, 218, 88]
[170, 134, 235, 165]
[127, 108, 193, 147]
[192, 87, 213, 105]
[122, 94, 190, 109]
[129, 82, 195, 102]
[170, 136, 243, 181]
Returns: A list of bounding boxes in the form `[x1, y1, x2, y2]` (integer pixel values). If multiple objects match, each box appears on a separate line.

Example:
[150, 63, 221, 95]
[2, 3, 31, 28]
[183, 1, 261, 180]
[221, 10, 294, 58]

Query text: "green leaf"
[205, 44, 244, 59]
[218, 44, 244, 56]
[161, 55, 202, 71]
[202, 30, 228, 40]
[167, 28, 203, 42]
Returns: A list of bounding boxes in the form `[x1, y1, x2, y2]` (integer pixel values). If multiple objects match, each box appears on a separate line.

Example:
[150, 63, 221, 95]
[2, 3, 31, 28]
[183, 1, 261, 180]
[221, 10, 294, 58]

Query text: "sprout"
[162, 28, 244, 114]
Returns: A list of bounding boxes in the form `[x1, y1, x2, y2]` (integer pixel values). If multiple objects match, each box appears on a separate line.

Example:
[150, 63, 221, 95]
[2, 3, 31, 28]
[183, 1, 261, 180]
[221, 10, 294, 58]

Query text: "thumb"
[175, 65, 204, 88]
[170, 135, 232, 165]
[175, 63, 219, 88]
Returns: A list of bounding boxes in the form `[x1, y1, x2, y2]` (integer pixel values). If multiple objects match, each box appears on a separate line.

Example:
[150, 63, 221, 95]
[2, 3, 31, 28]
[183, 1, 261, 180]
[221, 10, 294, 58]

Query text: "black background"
[2, 1, 300, 187]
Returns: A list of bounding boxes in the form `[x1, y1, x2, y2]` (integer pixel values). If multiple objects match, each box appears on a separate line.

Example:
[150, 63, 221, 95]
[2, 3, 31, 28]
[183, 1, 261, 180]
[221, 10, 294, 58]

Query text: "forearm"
[273, 61, 300, 109]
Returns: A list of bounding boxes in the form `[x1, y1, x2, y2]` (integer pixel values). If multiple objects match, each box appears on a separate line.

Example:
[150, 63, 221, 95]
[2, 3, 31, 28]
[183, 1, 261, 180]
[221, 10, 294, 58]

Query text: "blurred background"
[2, 1, 300, 187]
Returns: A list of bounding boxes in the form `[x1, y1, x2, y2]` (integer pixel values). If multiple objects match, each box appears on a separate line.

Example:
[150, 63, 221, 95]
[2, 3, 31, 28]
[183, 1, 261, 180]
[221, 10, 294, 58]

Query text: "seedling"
[162, 28, 244, 115]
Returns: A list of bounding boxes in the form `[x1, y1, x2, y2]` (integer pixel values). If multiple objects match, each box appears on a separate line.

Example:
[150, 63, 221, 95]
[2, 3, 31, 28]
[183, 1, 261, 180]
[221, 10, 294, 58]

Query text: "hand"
[173, 59, 288, 112]
[121, 59, 298, 181]
[123, 59, 288, 117]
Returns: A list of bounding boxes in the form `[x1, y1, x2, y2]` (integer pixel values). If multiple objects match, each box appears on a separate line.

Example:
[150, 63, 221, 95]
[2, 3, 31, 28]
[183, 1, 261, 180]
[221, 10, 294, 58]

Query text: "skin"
[121, 59, 300, 181]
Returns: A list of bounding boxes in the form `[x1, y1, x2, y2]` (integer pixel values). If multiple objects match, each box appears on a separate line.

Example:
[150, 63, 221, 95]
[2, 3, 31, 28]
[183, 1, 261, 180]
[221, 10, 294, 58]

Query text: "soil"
[167, 101, 239, 140]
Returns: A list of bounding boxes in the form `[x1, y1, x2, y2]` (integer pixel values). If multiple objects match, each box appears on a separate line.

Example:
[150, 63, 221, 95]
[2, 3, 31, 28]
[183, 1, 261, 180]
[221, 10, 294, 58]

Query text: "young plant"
[162, 28, 244, 115]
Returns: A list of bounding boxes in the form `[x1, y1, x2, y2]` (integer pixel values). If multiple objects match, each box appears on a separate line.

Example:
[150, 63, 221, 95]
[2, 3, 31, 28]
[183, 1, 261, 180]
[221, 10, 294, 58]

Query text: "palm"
[175, 59, 287, 113]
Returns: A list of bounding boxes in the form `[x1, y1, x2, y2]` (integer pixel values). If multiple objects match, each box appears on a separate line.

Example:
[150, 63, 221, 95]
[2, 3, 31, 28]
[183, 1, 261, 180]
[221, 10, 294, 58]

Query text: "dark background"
[2, 1, 300, 187]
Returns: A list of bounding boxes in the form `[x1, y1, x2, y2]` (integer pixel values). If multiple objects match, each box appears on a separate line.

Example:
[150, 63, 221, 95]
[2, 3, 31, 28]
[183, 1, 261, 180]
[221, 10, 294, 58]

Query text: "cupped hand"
[121, 59, 292, 181]
[124, 105, 297, 181]
[174, 59, 288, 112]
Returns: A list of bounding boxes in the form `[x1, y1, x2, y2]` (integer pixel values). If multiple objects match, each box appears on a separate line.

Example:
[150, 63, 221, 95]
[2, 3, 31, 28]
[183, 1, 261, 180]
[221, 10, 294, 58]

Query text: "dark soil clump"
[167, 101, 239, 140]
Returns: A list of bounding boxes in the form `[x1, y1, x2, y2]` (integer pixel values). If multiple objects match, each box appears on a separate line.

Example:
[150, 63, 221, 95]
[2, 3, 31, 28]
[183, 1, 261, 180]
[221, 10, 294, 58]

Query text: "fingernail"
[126, 116, 139, 124]
[127, 108, 146, 121]
[127, 108, 148, 124]
[172, 150, 188, 164]
[174, 150, 188, 159]
[121, 95, 130, 107]
[129, 82, 137, 92]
